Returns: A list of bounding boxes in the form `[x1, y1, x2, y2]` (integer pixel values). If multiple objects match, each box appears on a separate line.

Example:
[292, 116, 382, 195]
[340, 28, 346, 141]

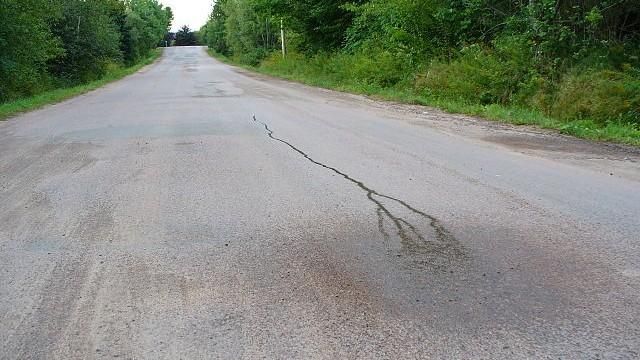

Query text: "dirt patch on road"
[483, 132, 640, 161]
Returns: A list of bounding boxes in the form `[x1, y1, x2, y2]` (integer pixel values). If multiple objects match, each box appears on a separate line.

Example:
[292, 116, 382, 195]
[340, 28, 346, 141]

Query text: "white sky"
[160, 0, 212, 32]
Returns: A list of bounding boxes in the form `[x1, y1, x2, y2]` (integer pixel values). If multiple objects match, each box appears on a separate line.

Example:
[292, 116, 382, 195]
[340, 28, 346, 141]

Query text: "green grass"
[207, 49, 640, 146]
[0, 49, 163, 120]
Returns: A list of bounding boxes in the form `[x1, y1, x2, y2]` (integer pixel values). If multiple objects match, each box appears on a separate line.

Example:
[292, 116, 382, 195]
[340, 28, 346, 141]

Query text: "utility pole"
[76, 16, 81, 40]
[266, 18, 270, 49]
[280, 18, 286, 59]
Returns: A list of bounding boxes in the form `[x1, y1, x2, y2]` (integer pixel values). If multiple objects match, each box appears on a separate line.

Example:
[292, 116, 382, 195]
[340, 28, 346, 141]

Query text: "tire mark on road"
[252, 115, 467, 269]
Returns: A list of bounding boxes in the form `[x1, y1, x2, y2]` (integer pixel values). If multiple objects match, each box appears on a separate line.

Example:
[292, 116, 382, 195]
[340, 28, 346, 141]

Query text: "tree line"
[200, 0, 639, 128]
[174, 25, 200, 46]
[0, 0, 173, 102]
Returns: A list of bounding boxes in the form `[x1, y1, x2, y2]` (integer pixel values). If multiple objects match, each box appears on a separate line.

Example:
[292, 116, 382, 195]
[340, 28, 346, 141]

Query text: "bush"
[259, 48, 411, 90]
[416, 37, 535, 105]
[550, 69, 640, 125]
[345, 49, 411, 88]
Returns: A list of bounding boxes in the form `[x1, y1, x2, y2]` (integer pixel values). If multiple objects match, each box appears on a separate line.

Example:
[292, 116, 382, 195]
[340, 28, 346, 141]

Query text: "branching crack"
[252, 115, 466, 269]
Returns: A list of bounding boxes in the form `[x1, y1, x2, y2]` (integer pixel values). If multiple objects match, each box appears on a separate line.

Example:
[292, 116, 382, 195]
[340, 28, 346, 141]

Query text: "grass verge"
[207, 49, 640, 146]
[0, 49, 163, 120]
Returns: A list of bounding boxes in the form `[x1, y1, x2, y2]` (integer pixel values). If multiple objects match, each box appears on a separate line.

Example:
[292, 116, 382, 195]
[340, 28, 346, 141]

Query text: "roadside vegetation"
[174, 25, 200, 47]
[0, 0, 173, 118]
[0, 50, 161, 120]
[200, 0, 640, 145]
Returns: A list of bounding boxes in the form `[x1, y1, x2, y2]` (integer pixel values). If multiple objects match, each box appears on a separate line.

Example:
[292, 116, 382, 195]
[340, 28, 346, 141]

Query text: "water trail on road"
[252, 115, 467, 269]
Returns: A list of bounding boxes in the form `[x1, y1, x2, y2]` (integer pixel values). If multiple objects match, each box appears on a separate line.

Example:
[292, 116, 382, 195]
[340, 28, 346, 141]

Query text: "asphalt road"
[1, 46, 639, 359]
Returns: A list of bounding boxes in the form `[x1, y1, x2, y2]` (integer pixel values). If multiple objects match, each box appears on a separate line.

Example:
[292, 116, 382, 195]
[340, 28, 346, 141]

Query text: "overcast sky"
[161, 0, 212, 32]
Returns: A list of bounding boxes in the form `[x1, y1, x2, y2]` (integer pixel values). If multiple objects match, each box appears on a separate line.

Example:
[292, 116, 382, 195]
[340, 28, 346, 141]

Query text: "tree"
[0, 0, 63, 101]
[123, 0, 173, 63]
[270, 0, 358, 51]
[0, 0, 173, 102]
[200, 0, 229, 55]
[175, 25, 198, 46]
[49, 0, 124, 84]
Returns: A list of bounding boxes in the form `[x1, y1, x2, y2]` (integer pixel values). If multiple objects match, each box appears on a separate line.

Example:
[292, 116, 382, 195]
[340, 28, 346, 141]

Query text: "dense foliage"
[0, 0, 173, 102]
[175, 25, 199, 46]
[201, 0, 640, 129]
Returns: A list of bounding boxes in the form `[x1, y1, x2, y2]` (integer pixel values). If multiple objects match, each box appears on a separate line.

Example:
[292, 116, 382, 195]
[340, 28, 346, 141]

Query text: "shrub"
[346, 49, 411, 88]
[550, 68, 640, 125]
[259, 48, 412, 90]
[416, 37, 535, 105]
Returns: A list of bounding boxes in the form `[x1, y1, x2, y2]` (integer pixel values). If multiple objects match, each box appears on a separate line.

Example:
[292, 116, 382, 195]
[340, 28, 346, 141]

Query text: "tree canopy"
[201, 0, 640, 70]
[175, 25, 198, 46]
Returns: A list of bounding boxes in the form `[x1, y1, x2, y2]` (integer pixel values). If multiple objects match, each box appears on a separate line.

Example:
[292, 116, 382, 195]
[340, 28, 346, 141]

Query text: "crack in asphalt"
[252, 115, 466, 269]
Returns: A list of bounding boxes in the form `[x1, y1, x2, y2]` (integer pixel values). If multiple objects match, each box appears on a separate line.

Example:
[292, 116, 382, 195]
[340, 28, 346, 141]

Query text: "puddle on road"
[252, 115, 468, 271]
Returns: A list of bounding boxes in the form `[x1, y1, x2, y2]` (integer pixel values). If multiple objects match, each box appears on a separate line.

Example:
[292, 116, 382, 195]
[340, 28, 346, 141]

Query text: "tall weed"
[550, 69, 640, 125]
[416, 37, 535, 105]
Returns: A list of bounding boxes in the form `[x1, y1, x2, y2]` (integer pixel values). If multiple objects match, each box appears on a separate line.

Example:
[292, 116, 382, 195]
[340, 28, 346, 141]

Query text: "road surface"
[1, 46, 639, 359]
